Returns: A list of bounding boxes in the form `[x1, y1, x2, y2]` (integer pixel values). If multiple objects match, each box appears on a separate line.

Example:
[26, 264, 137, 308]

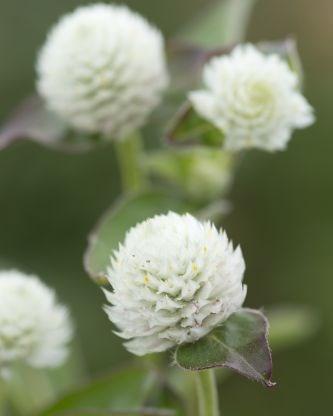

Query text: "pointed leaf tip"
[174, 308, 275, 388]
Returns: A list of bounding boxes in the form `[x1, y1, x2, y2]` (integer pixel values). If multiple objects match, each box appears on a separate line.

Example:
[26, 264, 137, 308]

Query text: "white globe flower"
[0, 270, 72, 376]
[36, 3, 169, 139]
[189, 44, 315, 151]
[104, 212, 246, 356]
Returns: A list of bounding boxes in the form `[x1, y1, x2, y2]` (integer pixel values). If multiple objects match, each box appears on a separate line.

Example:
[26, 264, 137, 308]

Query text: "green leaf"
[166, 102, 224, 148]
[84, 191, 191, 283]
[174, 309, 275, 387]
[266, 305, 319, 351]
[40, 367, 159, 416]
[179, 0, 257, 47]
[52, 408, 175, 416]
[0, 95, 103, 152]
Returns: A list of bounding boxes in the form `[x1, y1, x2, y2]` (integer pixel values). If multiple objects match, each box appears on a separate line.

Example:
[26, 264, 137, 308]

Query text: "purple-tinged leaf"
[0, 95, 100, 152]
[167, 37, 299, 96]
[167, 41, 234, 93]
[0, 95, 66, 148]
[174, 309, 275, 388]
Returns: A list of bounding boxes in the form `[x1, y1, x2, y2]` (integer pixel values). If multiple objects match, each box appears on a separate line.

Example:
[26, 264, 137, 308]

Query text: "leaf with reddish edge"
[174, 309, 275, 388]
[0, 95, 101, 152]
[0, 95, 64, 147]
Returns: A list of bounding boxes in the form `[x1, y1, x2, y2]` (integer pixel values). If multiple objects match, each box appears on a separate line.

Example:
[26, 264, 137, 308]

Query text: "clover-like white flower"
[104, 212, 246, 356]
[36, 3, 169, 139]
[189, 44, 314, 151]
[0, 270, 72, 376]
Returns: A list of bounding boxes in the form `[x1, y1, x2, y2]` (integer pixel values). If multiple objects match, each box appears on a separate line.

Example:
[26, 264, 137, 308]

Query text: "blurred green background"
[0, 0, 332, 414]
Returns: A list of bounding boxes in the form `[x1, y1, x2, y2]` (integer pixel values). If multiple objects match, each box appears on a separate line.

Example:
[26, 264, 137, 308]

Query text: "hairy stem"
[195, 369, 220, 416]
[114, 131, 147, 194]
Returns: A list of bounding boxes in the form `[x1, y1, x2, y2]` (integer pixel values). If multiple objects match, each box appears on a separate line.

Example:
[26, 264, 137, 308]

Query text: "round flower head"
[104, 212, 246, 356]
[0, 270, 72, 376]
[189, 44, 314, 151]
[36, 3, 169, 139]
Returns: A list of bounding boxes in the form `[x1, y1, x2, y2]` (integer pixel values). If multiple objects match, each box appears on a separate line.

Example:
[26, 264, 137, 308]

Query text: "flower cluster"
[104, 212, 246, 356]
[37, 3, 169, 139]
[0, 270, 72, 377]
[189, 44, 314, 151]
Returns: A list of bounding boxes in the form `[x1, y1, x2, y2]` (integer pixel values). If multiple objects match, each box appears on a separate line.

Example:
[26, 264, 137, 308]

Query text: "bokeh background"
[0, 0, 332, 414]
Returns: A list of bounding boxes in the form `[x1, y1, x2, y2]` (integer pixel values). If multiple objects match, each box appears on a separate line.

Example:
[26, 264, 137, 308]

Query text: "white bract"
[0, 270, 72, 376]
[189, 44, 314, 151]
[104, 212, 246, 356]
[37, 3, 169, 139]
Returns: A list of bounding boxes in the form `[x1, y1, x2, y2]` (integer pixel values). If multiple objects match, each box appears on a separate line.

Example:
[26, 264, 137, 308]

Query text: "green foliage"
[40, 367, 159, 415]
[52, 410, 175, 416]
[174, 309, 275, 387]
[166, 103, 224, 148]
[178, 0, 257, 47]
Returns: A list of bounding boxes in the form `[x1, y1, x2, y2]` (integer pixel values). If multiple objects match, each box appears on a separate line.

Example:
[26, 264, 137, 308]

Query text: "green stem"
[6, 365, 56, 415]
[195, 370, 220, 416]
[0, 377, 7, 416]
[114, 131, 147, 194]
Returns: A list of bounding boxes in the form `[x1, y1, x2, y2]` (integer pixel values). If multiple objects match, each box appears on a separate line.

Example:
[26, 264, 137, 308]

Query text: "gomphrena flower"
[0, 270, 72, 376]
[36, 3, 169, 139]
[189, 44, 314, 151]
[104, 212, 246, 356]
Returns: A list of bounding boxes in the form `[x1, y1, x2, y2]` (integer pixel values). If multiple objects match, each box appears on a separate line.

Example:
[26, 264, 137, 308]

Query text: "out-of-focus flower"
[0, 270, 72, 376]
[36, 3, 169, 139]
[189, 44, 314, 151]
[145, 148, 233, 202]
[104, 212, 246, 356]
